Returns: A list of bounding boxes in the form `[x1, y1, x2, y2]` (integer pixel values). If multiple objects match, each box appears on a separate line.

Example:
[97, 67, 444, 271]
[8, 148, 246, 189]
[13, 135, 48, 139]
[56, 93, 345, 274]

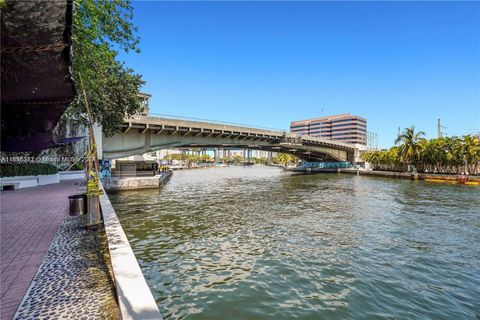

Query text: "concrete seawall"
[341, 169, 480, 184]
[103, 171, 173, 191]
[418, 173, 480, 185]
[99, 182, 163, 319]
[339, 168, 413, 179]
[287, 167, 411, 178]
[290, 167, 480, 185]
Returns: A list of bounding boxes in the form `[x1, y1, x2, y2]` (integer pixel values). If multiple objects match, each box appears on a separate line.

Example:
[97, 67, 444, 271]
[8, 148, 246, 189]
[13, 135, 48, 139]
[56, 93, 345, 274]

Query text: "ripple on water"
[108, 166, 480, 320]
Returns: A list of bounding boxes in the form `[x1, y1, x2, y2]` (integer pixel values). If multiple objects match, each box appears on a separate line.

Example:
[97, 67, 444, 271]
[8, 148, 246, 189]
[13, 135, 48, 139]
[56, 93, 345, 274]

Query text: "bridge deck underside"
[102, 120, 354, 162]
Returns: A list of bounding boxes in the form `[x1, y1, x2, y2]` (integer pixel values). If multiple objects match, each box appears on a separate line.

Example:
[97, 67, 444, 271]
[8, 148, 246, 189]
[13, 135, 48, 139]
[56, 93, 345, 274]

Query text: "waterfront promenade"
[0, 180, 81, 319]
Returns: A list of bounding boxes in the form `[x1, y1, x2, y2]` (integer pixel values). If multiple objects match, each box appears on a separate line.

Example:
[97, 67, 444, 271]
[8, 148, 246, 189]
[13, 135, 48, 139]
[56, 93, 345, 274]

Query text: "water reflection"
[109, 166, 480, 320]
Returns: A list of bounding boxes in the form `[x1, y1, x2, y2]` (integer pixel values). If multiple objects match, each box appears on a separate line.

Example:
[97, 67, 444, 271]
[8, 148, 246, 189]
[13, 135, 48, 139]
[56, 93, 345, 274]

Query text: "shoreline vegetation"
[361, 126, 480, 176]
[162, 153, 296, 167]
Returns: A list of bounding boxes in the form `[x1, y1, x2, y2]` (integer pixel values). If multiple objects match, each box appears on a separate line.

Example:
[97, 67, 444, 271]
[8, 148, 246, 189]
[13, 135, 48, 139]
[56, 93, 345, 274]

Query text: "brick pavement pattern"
[1, 180, 82, 320]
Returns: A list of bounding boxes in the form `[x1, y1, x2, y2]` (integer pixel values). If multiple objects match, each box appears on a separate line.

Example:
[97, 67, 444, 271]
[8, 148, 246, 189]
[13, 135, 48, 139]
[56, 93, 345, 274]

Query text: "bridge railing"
[298, 161, 353, 169]
[138, 112, 288, 133]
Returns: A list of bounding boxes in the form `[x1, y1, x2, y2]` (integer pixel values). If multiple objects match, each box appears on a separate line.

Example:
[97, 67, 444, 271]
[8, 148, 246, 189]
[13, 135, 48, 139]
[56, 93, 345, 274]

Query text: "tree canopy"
[273, 153, 297, 166]
[66, 0, 145, 137]
[394, 126, 425, 166]
[163, 153, 213, 163]
[362, 130, 480, 175]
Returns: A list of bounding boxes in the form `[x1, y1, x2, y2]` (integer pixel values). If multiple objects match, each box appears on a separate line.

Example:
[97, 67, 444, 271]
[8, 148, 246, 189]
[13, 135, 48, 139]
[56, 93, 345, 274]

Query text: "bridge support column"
[144, 131, 152, 154]
[347, 150, 355, 163]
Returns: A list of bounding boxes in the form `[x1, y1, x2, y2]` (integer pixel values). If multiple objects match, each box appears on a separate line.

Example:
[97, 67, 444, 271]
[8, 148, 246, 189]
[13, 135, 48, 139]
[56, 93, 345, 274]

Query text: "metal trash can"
[68, 194, 86, 216]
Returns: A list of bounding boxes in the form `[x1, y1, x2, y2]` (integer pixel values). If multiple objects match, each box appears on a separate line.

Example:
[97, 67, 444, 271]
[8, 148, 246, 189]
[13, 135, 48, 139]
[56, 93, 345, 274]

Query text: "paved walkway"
[1, 180, 82, 320]
[14, 214, 120, 319]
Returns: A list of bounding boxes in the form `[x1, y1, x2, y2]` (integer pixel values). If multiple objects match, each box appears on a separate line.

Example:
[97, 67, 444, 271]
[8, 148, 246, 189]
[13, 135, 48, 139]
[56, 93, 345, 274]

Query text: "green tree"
[65, 0, 145, 137]
[418, 139, 440, 173]
[233, 155, 243, 164]
[274, 153, 297, 166]
[394, 126, 425, 169]
[360, 147, 401, 171]
[463, 135, 480, 174]
[252, 157, 268, 165]
[362, 132, 480, 175]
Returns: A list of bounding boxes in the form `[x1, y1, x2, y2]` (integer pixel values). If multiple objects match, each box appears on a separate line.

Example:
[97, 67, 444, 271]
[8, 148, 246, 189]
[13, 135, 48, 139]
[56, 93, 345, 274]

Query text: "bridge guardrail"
[299, 161, 353, 169]
[141, 113, 287, 133]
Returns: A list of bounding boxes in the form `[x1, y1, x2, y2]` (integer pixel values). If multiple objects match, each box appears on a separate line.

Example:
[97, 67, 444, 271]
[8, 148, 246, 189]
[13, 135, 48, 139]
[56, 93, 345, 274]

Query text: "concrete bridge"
[100, 115, 358, 162]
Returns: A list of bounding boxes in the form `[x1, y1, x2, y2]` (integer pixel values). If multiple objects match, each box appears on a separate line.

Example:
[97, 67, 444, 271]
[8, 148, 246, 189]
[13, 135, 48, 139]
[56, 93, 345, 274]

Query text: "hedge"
[0, 163, 59, 177]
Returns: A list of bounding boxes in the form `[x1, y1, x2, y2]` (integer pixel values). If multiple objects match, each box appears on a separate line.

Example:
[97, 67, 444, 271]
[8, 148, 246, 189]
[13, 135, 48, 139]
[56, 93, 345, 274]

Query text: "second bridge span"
[101, 115, 357, 162]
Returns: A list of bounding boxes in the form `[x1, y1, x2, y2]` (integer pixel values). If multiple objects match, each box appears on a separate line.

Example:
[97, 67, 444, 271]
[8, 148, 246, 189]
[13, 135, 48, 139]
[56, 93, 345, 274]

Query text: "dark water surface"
[109, 166, 480, 319]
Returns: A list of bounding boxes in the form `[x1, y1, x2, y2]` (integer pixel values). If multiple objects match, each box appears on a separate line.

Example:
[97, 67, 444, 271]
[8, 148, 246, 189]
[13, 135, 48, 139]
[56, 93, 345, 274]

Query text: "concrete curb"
[99, 181, 163, 320]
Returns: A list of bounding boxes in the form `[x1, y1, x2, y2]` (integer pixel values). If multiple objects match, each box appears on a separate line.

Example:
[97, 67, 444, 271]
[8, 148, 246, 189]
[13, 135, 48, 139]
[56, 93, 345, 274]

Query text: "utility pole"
[438, 118, 442, 138]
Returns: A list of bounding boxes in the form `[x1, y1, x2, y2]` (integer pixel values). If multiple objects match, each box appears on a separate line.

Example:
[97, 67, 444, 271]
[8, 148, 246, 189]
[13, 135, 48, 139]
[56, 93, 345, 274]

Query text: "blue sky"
[118, 1, 479, 148]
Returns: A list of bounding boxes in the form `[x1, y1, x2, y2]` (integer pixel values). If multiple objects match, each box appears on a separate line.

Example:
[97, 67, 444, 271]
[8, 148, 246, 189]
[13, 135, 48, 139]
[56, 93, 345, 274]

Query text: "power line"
[447, 128, 480, 131]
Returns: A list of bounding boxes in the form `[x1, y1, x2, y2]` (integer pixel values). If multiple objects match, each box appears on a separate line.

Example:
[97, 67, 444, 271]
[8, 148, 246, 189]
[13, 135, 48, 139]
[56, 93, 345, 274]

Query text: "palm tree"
[395, 126, 425, 170]
[462, 135, 480, 175]
[275, 153, 296, 167]
[418, 139, 440, 173]
[362, 132, 479, 175]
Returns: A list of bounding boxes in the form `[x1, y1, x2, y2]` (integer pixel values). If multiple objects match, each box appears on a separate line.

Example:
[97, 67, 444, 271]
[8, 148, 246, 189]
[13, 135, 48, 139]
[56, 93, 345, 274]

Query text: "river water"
[109, 166, 480, 319]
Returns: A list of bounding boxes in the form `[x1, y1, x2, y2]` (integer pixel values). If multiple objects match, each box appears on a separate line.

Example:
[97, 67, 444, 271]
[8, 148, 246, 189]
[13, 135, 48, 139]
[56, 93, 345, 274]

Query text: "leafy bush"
[71, 162, 85, 170]
[0, 163, 59, 177]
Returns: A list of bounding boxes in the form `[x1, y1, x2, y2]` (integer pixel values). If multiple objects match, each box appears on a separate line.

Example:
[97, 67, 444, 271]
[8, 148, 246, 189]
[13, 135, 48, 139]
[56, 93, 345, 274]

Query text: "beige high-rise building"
[290, 113, 367, 145]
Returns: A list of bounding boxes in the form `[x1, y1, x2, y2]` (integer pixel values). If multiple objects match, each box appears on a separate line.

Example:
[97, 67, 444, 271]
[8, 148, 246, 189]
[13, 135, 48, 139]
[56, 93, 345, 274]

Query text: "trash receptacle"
[69, 194, 86, 216]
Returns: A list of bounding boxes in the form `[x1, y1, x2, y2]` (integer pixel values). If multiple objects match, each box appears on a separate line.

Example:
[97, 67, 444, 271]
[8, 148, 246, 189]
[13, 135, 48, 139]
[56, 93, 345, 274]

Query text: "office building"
[290, 113, 367, 145]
